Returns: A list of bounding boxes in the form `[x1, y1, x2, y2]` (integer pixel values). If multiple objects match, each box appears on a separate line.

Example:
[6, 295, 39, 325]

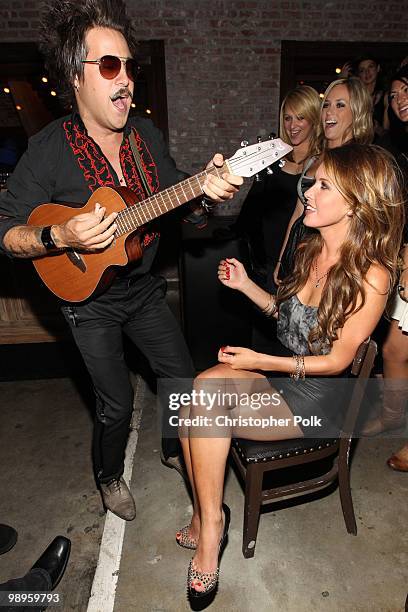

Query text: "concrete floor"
[0, 373, 407, 612]
[115, 383, 408, 612]
[0, 376, 103, 611]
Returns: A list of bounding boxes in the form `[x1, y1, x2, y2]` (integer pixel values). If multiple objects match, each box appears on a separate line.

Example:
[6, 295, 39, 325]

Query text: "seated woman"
[176, 143, 404, 599]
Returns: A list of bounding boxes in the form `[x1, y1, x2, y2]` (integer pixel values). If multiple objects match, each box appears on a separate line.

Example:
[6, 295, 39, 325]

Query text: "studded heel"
[187, 503, 230, 599]
[188, 561, 219, 595]
[176, 525, 198, 550]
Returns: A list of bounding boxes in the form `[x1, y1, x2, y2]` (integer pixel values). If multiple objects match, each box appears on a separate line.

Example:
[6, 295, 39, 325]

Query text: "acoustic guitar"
[28, 138, 292, 302]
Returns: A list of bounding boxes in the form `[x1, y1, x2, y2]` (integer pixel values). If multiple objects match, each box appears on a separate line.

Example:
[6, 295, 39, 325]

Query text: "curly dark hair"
[39, 0, 138, 108]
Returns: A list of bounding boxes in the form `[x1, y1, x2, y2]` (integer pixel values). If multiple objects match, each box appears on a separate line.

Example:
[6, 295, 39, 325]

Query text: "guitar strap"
[128, 129, 153, 198]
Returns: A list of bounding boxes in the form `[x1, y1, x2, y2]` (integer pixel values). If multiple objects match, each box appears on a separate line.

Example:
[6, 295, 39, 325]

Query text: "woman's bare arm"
[220, 264, 390, 375]
[218, 257, 278, 316]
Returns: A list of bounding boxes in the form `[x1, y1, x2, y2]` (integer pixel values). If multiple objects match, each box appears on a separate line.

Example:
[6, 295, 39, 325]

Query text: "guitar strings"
[114, 143, 285, 236]
[115, 166, 222, 235]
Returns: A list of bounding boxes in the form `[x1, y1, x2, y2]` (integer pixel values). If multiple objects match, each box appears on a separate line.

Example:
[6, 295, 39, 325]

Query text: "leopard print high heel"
[188, 560, 219, 596]
[187, 503, 230, 599]
[176, 525, 198, 550]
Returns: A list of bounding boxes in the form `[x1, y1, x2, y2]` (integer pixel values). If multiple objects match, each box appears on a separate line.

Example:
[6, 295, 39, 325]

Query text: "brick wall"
[1, 0, 407, 212]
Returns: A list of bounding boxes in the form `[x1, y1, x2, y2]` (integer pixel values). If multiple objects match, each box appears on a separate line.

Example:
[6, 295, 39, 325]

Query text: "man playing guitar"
[0, 0, 243, 520]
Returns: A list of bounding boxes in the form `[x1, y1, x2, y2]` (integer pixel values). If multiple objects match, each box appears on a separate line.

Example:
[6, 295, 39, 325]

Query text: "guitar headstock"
[227, 137, 293, 178]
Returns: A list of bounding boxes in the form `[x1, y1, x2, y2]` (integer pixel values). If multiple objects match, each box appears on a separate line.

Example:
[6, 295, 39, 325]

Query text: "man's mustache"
[110, 88, 133, 101]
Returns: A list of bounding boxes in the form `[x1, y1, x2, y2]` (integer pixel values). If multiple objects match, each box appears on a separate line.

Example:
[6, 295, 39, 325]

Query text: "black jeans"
[62, 274, 194, 483]
[0, 568, 50, 611]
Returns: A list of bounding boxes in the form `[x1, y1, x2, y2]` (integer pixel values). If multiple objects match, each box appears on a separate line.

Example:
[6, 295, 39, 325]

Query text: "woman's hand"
[398, 245, 408, 302]
[339, 61, 353, 78]
[398, 268, 407, 302]
[218, 345, 261, 370]
[218, 257, 250, 292]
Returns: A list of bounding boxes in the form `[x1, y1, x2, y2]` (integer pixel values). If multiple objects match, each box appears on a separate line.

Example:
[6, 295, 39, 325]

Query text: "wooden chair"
[230, 338, 377, 558]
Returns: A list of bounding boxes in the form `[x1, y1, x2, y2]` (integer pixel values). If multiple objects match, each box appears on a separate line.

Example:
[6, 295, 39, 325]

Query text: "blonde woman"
[236, 85, 320, 348]
[237, 85, 320, 289]
[176, 144, 404, 599]
[276, 76, 373, 282]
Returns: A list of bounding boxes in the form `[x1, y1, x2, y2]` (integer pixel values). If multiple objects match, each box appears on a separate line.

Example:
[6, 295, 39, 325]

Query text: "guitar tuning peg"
[254, 173, 261, 182]
[268, 132, 276, 140]
[257, 135, 262, 143]
[266, 167, 274, 175]
[240, 140, 249, 147]
[279, 160, 286, 168]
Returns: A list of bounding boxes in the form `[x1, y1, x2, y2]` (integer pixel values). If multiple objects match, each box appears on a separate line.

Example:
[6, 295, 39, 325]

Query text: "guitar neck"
[114, 137, 293, 236]
[115, 162, 228, 237]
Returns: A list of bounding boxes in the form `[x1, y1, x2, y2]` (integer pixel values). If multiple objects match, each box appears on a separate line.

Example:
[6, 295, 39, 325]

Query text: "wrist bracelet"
[41, 225, 60, 252]
[290, 354, 305, 381]
[260, 293, 278, 317]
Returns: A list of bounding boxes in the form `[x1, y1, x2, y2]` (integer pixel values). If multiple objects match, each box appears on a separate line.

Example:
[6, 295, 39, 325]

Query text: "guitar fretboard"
[114, 163, 226, 236]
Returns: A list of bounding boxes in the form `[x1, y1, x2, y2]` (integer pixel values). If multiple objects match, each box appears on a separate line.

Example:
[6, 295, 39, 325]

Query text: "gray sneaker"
[100, 477, 136, 521]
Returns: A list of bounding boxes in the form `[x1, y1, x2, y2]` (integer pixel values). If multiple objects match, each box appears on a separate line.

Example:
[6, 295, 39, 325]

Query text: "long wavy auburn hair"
[276, 144, 405, 353]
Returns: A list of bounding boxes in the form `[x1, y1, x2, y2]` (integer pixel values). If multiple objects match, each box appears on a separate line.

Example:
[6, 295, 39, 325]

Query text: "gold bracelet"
[261, 294, 278, 317]
[290, 355, 305, 381]
[290, 355, 300, 380]
[299, 355, 305, 380]
[262, 294, 273, 312]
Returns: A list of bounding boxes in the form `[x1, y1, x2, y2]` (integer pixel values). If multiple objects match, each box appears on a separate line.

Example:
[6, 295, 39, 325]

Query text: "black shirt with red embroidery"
[0, 112, 204, 279]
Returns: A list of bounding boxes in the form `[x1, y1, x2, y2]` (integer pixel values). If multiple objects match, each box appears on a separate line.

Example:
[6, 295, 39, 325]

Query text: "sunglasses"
[81, 55, 139, 81]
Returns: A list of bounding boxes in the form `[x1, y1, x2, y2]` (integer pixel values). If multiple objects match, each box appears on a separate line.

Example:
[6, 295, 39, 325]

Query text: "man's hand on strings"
[53, 203, 118, 251]
[203, 153, 243, 202]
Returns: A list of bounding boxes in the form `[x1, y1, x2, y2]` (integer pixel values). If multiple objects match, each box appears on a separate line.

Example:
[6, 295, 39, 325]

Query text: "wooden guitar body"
[28, 187, 143, 302]
[26, 138, 292, 302]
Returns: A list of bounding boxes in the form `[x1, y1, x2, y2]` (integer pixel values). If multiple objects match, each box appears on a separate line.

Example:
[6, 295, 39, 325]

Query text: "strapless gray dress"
[268, 295, 347, 435]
